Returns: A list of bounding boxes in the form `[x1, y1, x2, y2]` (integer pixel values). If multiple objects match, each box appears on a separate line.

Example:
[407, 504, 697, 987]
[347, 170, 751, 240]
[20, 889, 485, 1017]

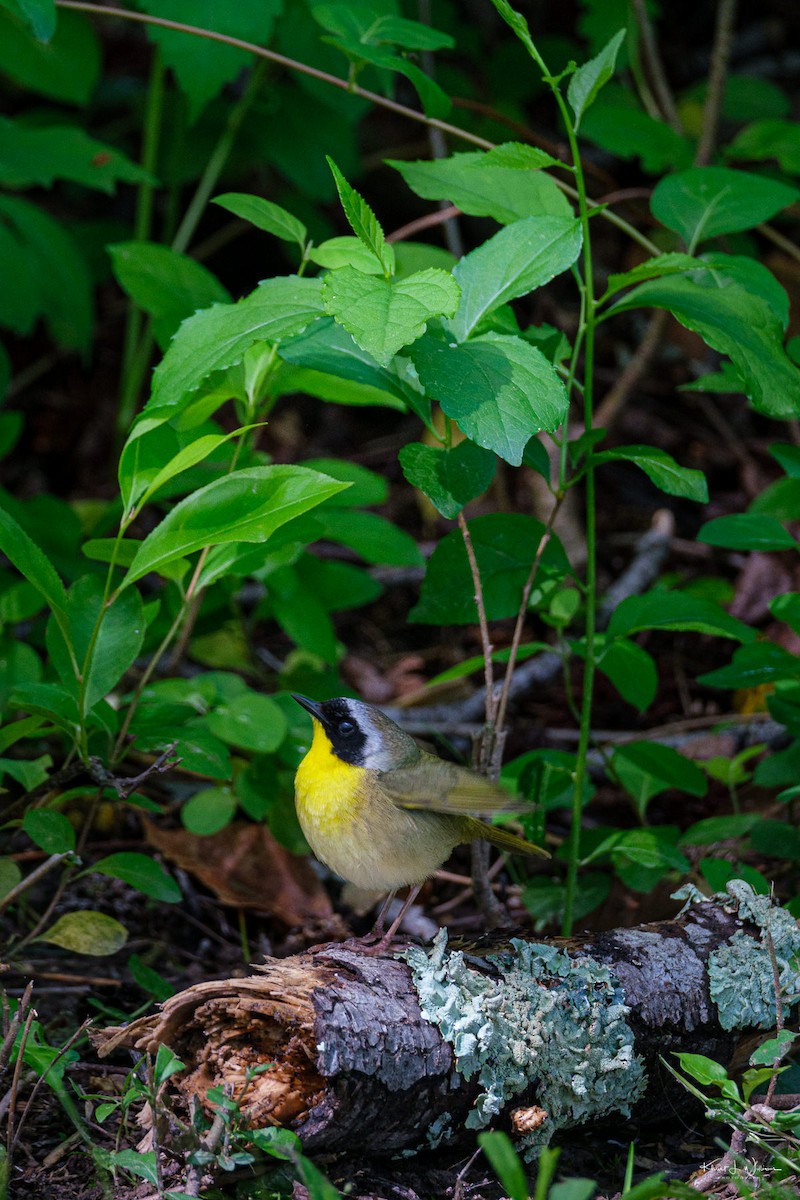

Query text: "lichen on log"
[93, 882, 800, 1157]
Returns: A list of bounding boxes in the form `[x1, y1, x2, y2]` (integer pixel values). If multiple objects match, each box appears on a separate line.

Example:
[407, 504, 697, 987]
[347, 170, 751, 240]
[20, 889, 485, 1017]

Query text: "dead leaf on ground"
[142, 818, 332, 927]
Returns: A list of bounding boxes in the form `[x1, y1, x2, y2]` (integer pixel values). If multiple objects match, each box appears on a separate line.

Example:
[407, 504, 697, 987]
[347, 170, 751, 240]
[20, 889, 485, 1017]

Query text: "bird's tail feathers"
[478, 820, 549, 858]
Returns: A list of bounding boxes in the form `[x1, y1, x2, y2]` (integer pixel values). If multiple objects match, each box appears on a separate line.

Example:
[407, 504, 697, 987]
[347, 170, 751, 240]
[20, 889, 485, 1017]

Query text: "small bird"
[293, 694, 547, 952]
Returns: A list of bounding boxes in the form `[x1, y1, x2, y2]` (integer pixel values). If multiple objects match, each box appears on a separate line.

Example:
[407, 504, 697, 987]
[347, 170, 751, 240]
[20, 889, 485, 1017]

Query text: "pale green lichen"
[404, 930, 646, 1152]
[703, 881, 800, 1030]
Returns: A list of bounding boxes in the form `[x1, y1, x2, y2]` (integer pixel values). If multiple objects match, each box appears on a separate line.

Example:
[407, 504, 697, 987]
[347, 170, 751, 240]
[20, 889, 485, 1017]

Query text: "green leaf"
[698, 514, 796, 551]
[308, 236, 387, 275]
[612, 742, 707, 813]
[109, 242, 230, 350]
[0, 195, 92, 351]
[607, 591, 753, 642]
[110, 1149, 159, 1186]
[411, 514, 568, 624]
[726, 119, 800, 175]
[674, 1052, 734, 1090]
[46, 576, 145, 712]
[399, 440, 496, 519]
[0, 503, 68, 620]
[91, 853, 181, 902]
[771, 592, 800, 633]
[3, 0, 56, 40]
[125, 426, 260, 516]
[482, 141, 562, 170]
[121, 465, 349, 587]
[301, 458, 387, 508]
[651, 166, 799, 246]
[699, 252, 790, 330]
[206, 692, 287, 753]
[749, 1029, 797, 1065]
[389, 150, 573, 224]
[322, 266, 459, 367]
[595, 637, 658, 712]
[680, 813, 761, 845]
[697, 641, 800, 688]
[0, 8, 99, 103]
[591, 445, 708, 501]
[148, 277, 324, 415]
[38, 910, 128, 956]
[0, 117, 151, 191]
[0, 857, 22, 900]
[580, 88, 693, 174]
[268, 567, 338, 663]
[446, 215, 582, 342]
[138, 0, 281, 123]
[567, 28, 626, 129]
[603, 252, 702, 300]
[23, 809, 75, 854]
[770, 443, 800, 478]
[212, 192, 307, 247]
[478, 1131, 528, 1200]
[182, 786, 237, 835]
[317, 509, 423, 566]
[327, 157, 392, 274]
[610, 275, 800, 418]
[410, 333, 568, 466]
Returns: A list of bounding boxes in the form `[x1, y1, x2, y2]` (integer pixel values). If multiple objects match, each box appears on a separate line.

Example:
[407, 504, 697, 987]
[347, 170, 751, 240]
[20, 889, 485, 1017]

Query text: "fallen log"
[94, 882, 800, 1157]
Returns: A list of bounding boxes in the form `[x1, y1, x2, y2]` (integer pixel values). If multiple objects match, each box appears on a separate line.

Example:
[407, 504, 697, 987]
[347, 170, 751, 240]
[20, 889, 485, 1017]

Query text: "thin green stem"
[118, 50, 165, 438]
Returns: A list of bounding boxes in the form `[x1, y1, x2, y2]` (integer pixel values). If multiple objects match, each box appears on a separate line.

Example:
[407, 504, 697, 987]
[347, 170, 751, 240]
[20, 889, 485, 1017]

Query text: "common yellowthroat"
[293, 694, 547, 949]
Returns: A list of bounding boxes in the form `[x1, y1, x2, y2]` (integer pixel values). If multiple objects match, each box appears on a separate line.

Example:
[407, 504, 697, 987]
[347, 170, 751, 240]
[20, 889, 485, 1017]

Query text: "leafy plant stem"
[118, 50, 165, 440]
[171, 63, 265, 257]
[54, 0, 662, 257]
[551, 81, 598, 939]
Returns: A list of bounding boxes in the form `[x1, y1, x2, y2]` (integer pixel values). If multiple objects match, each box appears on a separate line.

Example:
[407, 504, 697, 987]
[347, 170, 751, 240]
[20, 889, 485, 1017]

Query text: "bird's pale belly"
[295, 748, 463, 890]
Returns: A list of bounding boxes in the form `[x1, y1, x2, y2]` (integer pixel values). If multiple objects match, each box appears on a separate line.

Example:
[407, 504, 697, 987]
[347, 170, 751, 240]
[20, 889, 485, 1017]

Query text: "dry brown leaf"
[142, 818, 332, 926]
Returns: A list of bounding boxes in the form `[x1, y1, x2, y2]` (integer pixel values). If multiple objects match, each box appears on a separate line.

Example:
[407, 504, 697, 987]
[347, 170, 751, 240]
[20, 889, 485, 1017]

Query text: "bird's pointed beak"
[292, 694, 324, 722]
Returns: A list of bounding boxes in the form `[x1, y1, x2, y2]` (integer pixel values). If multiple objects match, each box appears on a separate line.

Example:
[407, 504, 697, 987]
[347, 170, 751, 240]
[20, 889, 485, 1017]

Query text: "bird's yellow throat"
[295, 717, 367, 837]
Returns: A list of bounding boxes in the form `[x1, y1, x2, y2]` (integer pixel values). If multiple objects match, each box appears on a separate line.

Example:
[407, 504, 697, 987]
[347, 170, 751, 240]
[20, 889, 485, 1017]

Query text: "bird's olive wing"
[378, 758, 526, 817]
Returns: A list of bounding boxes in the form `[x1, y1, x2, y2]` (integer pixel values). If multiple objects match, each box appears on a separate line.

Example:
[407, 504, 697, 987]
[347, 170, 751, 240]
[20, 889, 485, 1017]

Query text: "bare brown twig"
[694, 0, 738, 166]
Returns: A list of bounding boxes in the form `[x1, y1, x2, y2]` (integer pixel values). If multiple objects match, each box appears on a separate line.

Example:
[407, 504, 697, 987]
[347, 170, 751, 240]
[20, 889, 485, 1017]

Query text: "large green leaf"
[0, 504, 68, 620]
[0, 195, 92, 351]
[109, 242, 231, 350]
[46, 575, 145, 713]
[447, 216, 582, 342]
[0, 8, 99, 103]
[322, 266, 459, 367]
[607, 591, 754, 642]
[91, 853, 182, 902]
[399, 440, 497, 519]
[698, 513, 797, 551]
[138, 0, 281, 123]
[567, 28, 626, 129]
[121, 465, 350, 587]
[0, 117, 151, 191]
[148, 277, 324, 414]
[651, 166, 799, 246]
[698, 641, 800, 689]
[611, 275, 800, 417]
[411, 333, 568, 466]
[38, 911, 127, 956]
[580, 89, 693, 174]
[411, 514, 569, 624]
[726, 119, 800, 175]
[389, 151, 573, 223]
[4, 0, 56, 40]
[327, 157, 393, 275]
[317, 510, 423, 566]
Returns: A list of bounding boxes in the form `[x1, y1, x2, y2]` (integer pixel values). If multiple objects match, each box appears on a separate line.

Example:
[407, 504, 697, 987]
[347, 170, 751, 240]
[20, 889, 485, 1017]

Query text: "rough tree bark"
[94, 883, 800, 1157]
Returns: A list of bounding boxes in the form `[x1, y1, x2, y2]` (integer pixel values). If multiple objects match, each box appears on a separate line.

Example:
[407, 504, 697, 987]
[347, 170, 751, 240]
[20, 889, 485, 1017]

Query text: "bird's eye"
[338, 719, 355, 737]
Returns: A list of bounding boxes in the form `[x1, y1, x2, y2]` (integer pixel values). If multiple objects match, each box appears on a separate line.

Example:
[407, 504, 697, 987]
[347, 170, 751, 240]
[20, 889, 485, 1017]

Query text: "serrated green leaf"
[23, 809, 75, 854]
[38, 910, 128, 956]
[611, 275, 800, 418]
[568, 28, 625, 129]
[389, 151, 572, 223]
[327, 156, 391, 273]
[91, 853, 181, 902]
[399, 440, 496, 519]
[121, 465, 350, 587]
[651, 166, 799, 246]
[447, 215, 581, 342]
[698, 513, 797, 551]
[482, 142, 562, 170]
[411, 333, 568, 466]
[148, 277, 324, 416]
[323, 266, 459, 367]
[212, 192, 307, 246]
[411, 514, 568, 624]
[591, 445, 708, 501]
